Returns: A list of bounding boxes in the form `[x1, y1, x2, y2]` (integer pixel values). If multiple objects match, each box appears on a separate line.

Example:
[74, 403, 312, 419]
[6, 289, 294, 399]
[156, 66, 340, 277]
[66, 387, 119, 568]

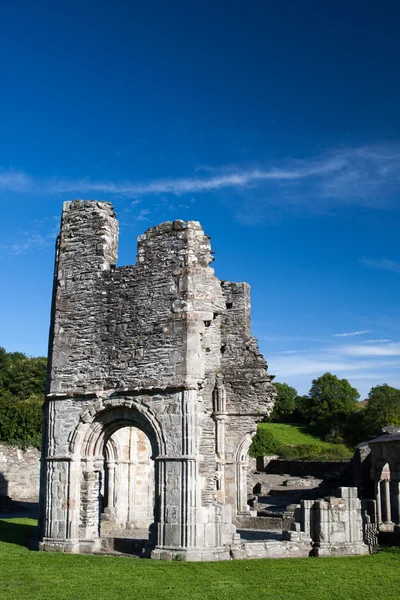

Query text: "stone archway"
[67, 398, 164, 553]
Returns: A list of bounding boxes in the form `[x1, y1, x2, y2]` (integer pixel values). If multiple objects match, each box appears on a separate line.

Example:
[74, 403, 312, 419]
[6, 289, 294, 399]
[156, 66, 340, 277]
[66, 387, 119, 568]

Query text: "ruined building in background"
[38, 200, 277, 560]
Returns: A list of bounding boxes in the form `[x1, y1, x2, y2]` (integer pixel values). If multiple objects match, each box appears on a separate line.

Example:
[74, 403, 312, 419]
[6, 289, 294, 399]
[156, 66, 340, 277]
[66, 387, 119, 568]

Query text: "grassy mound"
[250, 422, 353, 460]
[0, 518, 400, 600]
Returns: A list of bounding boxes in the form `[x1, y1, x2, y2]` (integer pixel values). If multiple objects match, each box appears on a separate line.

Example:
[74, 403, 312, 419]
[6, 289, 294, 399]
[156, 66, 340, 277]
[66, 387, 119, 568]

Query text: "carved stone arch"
[69, 396, 166, 459]
[104, 434, 119, 462]
[236, 433, 254, 464]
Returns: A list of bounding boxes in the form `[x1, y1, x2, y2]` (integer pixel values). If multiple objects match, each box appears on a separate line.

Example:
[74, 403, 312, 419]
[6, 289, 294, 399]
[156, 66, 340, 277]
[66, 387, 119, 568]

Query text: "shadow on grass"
[0, 519, 36, 549]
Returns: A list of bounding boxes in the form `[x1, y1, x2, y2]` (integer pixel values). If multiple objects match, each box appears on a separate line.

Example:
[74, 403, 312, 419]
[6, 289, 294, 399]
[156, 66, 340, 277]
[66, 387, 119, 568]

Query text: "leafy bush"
[249, 427, 283, 457]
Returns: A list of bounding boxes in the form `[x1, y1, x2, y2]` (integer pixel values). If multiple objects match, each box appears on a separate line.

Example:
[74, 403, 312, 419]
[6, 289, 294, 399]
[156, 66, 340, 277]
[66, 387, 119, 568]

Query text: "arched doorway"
[72, 401, 162, 552]
[101, 425, 155, 534]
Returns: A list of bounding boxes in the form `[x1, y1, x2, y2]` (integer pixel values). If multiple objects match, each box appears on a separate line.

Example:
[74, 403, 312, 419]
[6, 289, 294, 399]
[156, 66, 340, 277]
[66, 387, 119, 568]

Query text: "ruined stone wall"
[40, 200, 276, 560]
[0, 444, 40, 502]
[48, 201, 118, 395]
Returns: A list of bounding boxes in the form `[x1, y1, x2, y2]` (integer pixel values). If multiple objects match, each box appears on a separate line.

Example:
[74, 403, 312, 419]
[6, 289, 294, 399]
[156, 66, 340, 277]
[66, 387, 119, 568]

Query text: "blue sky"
[1, 0, 400, 398]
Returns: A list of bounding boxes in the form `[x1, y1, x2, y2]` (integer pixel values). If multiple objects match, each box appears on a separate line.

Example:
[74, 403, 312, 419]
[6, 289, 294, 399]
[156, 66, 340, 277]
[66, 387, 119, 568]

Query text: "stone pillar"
[79, 464, 102, 549]
[384, 479, 393, 525]
[39, 457, 80, 552]
[213, 377, 227, 504]
[236, 460, 249, 515]
[106, 461, 115, 509]
[152, 390, 202, 558]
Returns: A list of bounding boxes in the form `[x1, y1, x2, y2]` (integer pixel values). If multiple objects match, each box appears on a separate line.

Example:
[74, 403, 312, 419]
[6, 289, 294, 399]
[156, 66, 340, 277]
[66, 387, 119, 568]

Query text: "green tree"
[305, 373, 359, 442]
[362, 384, 400, 436]
[270, 382, 297, 421]
[0, 347, 46, 447]
[294, 394, 311, 423]
[0, 347, 47, 400]
[0, 393, 43, 448]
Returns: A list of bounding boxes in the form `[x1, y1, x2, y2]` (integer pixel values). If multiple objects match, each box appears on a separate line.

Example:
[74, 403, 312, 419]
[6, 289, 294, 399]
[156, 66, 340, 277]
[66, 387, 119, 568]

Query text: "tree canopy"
[297, 372, 359, 442]
[0, 347, 47, 400]
[270, 382, 297, 421]
[0, 347, 46, 447]
[362, 384, 400, 436]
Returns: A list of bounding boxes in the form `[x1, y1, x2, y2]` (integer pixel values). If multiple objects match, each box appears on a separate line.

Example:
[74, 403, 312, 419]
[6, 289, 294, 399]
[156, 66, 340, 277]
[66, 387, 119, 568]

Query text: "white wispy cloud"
[1, 143, 400, 212]
[342, 343, 400, 357]
[41, 157, 343, 196]
[361, 257, 400, 275]
[268, 353, 400, 377]
[366, 339, 391, 343]
[0, 216, 59, 255]
[333, 330, 370, 337]
[0, 234, 51, 255]
[0, 169, 33, 192]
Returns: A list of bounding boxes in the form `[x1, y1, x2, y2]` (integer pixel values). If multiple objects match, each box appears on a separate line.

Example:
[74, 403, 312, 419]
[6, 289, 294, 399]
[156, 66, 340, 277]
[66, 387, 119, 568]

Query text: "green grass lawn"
[1, 519, 400, 600]
[258, 422, 339, 448]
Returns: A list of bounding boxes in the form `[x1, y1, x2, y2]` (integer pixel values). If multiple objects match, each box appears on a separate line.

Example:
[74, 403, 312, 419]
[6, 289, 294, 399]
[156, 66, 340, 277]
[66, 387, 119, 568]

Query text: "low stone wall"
[0, 443, 40, 502]
[264, 459, 350, 479]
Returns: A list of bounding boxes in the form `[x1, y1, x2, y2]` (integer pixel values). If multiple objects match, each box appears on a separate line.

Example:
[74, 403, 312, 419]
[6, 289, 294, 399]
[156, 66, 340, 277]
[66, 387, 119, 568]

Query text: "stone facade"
[39, 200, 276, 560]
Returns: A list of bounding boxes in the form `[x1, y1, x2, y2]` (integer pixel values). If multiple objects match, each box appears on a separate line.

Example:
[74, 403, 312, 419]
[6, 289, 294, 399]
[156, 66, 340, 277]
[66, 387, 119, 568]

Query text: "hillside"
[251, 422, 353, 460]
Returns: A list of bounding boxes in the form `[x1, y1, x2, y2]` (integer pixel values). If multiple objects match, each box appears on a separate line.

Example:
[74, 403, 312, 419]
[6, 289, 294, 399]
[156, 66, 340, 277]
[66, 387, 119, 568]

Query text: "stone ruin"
[368, 428, 400, 537]
[38, 200, 370, 560]
[38, 200, 277, 560]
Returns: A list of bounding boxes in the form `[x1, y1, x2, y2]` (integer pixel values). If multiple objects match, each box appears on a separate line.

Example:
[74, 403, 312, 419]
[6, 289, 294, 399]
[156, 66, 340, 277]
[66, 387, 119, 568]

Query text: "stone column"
[384, 479, 393, 525]
[106, 461, 115, 509]
[79, 464, 102, 548]
[213, 377, 227, 504]
[153, 390, 202, 558]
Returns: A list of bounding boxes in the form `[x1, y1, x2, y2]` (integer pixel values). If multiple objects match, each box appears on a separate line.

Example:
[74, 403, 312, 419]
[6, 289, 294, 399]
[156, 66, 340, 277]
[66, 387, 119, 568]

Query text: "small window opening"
[204, 320, 211, 328]
[226, 302, 233, 309]
[220, 345, 226, 354]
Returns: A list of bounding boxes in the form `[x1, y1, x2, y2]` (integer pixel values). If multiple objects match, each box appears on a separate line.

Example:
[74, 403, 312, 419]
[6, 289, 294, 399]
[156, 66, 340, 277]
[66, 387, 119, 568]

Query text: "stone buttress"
[38, 200, 276, 560]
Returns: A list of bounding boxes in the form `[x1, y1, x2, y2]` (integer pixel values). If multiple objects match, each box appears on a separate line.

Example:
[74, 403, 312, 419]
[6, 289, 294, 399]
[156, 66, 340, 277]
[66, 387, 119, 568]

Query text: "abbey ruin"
[37, 200, 372, 560]
[38, 200, 277, 560]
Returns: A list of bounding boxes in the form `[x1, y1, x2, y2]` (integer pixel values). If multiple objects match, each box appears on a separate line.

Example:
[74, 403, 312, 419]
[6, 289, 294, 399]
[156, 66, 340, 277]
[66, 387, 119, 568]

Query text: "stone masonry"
[0, 444, 40, 502]
[38, 200, 277, 560]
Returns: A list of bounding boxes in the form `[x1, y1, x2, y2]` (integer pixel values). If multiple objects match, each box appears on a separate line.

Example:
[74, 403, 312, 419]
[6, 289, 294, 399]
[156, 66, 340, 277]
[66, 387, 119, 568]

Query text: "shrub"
[278, 443, 351, 461]
[249, 427, 283, 457]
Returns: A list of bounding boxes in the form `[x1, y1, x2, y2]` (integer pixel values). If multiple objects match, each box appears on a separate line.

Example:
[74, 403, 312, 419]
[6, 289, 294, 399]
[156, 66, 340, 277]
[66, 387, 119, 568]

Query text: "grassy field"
[258, 422, 340, 448]
[1, 518, 400, 600]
